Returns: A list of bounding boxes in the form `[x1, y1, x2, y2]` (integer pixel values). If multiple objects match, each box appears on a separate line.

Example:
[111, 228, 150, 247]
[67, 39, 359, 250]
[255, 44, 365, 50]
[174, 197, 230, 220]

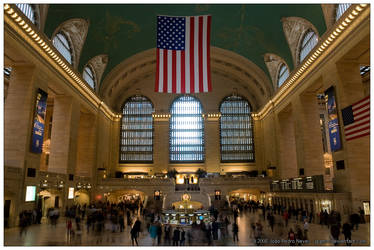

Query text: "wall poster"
[325, 87, 342, 152]
[30, 88, 48, 153]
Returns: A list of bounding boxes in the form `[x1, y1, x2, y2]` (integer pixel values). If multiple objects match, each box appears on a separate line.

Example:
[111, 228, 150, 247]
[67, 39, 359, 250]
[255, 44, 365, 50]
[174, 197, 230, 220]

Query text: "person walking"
[131, 218, 141, 246]
[342, 222, 352, 246]
[269, 213, 275, 232]
[232, 221, 239, 242]
[173, 227, 181, 246]
[149, 222, 158, 246]
[180, 228, 186, 246]
[330, 223, 340, 246]
[157, 221, 162, 245]
[303, 219, 309, 240]
[283, 210, 289, 228]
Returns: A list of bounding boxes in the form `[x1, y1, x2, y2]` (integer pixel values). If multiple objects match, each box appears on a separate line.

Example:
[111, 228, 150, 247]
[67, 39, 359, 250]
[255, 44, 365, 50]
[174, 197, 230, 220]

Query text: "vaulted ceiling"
[44, 4, 327, 90]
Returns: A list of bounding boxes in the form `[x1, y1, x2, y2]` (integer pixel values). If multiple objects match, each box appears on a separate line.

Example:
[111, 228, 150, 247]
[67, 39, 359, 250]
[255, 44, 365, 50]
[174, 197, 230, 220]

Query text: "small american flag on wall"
[341, 96, 370, 141]
[155, 15, 212, 93]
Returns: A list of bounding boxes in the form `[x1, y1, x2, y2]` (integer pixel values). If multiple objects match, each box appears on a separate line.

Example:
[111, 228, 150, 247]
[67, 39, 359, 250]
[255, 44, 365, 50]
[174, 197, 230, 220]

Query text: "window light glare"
[333, 31, 339, 36]
[15, 16, 22, 22]
[352, 10, 358, 15]
[4, 4, 10, 10]
[356, 6, 363, 11]
[360, 4, 367, 8]
[342, 21, 348, 26]
[19, 20, 25, 25]
[345, 17, 352, 23]
[11, 12, 18, 18]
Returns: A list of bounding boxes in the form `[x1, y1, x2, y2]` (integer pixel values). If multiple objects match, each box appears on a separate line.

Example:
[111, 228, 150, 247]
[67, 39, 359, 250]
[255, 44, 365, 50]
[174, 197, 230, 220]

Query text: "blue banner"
[325, 87, 342, 152]
[31, 89, 48, 153]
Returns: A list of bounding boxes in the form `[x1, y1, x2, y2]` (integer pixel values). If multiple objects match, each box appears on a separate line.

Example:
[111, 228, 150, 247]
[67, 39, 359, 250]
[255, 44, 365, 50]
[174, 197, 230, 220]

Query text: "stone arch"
[264, 53, 291, 91]
[281, 17, 320, 67]
[100, 47, 273, 112]
[321, 4, 336, 31]
[51, 18, 89, 69]
[83, 54, 109, 93]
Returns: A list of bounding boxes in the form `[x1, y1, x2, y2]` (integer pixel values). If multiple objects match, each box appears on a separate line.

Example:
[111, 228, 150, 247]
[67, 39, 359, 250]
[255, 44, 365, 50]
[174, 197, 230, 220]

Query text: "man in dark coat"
[172, 227, 181, 246]
[342, 222, 352, 246]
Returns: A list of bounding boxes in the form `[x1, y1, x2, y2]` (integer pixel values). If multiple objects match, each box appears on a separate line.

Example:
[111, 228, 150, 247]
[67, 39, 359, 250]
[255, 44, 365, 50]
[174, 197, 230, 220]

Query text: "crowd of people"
[16, 198, 367, 246]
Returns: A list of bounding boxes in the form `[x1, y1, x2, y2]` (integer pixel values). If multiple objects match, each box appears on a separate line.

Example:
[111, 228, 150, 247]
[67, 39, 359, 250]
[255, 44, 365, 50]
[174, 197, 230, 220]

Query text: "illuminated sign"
[25, 186, 36, 202]
[68, 187, 74, 199]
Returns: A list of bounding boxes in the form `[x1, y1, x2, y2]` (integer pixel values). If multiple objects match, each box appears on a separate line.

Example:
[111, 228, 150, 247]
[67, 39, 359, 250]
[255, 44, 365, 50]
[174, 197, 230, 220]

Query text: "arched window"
[220, 95, 254, 162]
[299, 30, 318, 63]
[52, 32, 73, 65]
[120, 95, 154, 163]
[277, 64, 289, 87]
[169, 96, 204, 162]
[16, 4, 36, 24]
[83, 65, 96, 89]
[335, 4, 351, 21]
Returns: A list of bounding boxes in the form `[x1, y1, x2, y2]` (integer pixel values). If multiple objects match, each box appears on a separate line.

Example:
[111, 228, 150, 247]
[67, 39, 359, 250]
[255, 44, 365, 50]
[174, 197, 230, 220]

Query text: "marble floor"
[4, 210, 370, 246]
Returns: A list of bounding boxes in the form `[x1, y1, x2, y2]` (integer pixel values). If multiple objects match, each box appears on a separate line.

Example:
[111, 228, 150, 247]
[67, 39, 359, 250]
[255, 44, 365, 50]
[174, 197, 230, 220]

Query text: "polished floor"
[4, 210, 370, 246]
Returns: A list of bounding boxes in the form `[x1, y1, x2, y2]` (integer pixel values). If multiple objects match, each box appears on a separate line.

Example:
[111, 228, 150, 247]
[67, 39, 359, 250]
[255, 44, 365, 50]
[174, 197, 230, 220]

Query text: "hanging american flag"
[341, 96, 370, 141]
[155, 15, 212, 93]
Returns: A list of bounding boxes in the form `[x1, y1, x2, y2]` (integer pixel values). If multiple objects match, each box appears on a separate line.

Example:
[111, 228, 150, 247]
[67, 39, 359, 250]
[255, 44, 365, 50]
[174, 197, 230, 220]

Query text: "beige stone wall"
[75, 112, 97, 177]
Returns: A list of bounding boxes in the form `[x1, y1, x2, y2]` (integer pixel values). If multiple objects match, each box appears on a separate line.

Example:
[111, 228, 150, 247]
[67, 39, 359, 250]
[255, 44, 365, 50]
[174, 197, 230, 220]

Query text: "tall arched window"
[83, 65, 96, 89]
[16, 4, 36, 24]
[52, 32, 73, 65]
[335, 4, 351, 21]
[277, 63, 289, 87]
[299, 30, 318, 63]
[120, 95, 154, 163]
[170, 96, 204, 162]
[220, 95, 254, 162]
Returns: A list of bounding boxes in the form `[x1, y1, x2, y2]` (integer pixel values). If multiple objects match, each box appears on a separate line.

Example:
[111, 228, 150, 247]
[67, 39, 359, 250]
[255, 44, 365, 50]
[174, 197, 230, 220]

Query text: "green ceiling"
[44, 4, 327, 86]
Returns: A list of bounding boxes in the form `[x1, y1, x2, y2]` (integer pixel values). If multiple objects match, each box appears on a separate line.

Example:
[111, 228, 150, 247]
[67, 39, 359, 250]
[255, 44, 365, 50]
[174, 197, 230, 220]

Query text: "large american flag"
[155, 15, 212, 93]
[341, 96, 370, 141]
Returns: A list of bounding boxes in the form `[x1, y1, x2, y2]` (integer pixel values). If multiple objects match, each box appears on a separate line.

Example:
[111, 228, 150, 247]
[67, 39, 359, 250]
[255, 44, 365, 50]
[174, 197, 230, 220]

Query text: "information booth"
[162, 210, 210, 225]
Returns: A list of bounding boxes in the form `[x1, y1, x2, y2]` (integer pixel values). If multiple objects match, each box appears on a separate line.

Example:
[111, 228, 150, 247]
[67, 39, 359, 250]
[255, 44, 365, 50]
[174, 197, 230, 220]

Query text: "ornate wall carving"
[84, 54, 109, 93]
[321, 4, 337, 31]
[281, 17, 320, 67]
[52, 18, 89, 69]
[264, 53, 290, 91]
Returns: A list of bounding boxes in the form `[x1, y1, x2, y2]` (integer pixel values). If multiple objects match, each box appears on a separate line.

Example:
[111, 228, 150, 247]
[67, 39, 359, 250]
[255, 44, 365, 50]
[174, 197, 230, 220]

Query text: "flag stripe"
[198, 16, 204, 93]
[155, 48, 160, 92]
[354, 109, 370, 120]
[172, 50, 177, 93]
[181, 50, 186, 93]
[163, 49, 168, 93]
[207, 15, 212, 92]
[353, 98, 370, 111]
[345, 124, 370, 136]
[345, 115, 370, 130]
[176, 51, 181, 93]
[167, 50, 172, 93]
[159, 49, 164, 92]
[353, 106, 369, 116]
[346, 131, 370, 141]
[194, 16, 199, 93]
[185, 17, 190, 93]
[190, 16, 195, 93]
[351, 95, 370, 107]
[202, 15, 208, 92]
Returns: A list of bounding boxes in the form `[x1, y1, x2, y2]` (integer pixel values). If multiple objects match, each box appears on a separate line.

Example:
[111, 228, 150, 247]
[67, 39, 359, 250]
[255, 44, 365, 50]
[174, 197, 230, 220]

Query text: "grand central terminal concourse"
[3, 3, 370, 246]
